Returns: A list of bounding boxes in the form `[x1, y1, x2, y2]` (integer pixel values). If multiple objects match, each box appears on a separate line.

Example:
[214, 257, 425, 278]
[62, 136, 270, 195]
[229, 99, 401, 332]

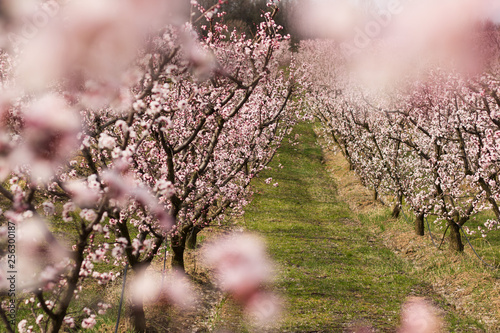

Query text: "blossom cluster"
[0, 0, 303, 331]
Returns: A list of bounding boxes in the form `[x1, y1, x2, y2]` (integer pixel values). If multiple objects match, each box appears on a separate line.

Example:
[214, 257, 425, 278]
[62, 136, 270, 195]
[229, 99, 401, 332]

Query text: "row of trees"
[195, 0, 296, 38]
[0, 0, 305, 332]
[301, 34, 500, 252]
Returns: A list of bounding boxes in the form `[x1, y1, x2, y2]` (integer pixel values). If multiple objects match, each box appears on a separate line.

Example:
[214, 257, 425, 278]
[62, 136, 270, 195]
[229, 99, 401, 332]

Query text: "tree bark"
[186, 227, 200, 250]
[373, 189, 378, 201]
[391, 203, 401, 218]
[448, 222, 464, 252]
[171, 234, 186, 271]
[415, 212, 425, 236]
[391, 194, 403, 218]
[131, 295, 147, 333]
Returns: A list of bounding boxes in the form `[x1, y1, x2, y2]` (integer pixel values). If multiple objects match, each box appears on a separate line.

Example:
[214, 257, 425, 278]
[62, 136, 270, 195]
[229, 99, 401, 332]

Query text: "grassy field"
[211, 122, 487, 332]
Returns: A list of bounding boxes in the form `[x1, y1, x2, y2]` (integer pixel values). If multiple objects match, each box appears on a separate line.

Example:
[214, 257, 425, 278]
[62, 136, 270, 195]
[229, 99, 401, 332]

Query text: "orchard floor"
[207, 122, 487, 332]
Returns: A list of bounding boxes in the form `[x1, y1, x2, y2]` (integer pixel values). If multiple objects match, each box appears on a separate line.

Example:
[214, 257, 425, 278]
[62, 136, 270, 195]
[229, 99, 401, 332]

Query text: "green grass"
[238, 122, 484, 332]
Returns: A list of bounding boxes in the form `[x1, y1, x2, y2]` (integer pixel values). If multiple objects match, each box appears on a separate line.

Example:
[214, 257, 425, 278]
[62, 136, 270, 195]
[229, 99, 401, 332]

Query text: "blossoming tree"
[0, 0, 302, 332]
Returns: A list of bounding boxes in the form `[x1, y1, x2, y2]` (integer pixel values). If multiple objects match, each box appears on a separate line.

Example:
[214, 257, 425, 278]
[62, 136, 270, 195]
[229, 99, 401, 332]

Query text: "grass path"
[239, 122, 484, 332]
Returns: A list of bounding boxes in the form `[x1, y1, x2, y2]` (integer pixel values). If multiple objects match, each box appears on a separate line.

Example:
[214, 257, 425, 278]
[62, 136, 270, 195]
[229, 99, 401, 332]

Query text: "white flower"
[62, 202, 75, 222]
[133, 100, 146, 111]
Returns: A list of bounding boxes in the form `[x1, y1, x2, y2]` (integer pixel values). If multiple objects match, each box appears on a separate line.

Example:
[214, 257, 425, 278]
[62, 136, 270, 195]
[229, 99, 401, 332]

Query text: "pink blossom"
[81, 315, 97, 329]
[62, 202, 75, 222]
[245, 291, 282, 327]
[63, 316, 75, 328]
[14, 217, 69, 289]
[18, 319, 28, 333]
[80, 209, 97, 222]
[11, 94, 81, 182]
[41, 201, 55, 215]
[155, 179, 176, 197]
[399, 297, 442, 333]
[98, 133, 116, 150]
[64, 180, 100, 208]
[130, 269, 198, 308]
[203, 233, 273, 303]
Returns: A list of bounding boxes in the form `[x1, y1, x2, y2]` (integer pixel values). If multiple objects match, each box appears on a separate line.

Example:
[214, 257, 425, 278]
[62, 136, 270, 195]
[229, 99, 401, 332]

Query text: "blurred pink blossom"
[15, 0, 188, 106]
[81, 315, 97, 329]
[64, 179, 101, 208]
[9, 94, 81, 182]
[297, 0, 500, 90]
[130, 268, 197, 309]
[14, 217, 70, 289]
[245, 291, 282, 327]
[203, 233, 273, 303]
[399, 297, 442, 333]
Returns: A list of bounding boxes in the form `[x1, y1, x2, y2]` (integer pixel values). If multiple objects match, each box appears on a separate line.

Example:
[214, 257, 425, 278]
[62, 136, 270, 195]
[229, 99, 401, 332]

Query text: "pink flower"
[203, 233, 273, 303]
[63, 316, 75, 328]
[15, 217, 69, 289]
[155, 179, 176, 197]
[81, 315, 97, 329]
[130, 269, 198, 308]
[42, 201, 55, 215]
[64, 180, 100, 208]
[399, 297, 442, 333]
[11, 94, 81, 182]
[245, 291, 282, 327]
[18, 319, 28, 333]
[98, 133, 116, 150]
[80, 209, 97, 222]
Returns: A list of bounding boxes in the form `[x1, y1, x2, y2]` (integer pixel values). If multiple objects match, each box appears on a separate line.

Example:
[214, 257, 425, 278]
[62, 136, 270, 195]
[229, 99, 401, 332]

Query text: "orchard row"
[0, 1, 307, 332]
[301, 36, 500, 253]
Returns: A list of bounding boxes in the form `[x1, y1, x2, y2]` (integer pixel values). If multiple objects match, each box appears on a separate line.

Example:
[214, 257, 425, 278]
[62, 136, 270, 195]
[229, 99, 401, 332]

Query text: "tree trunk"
[391, 203, 401, 218]
[391, 194, 403, 218]
[127, 262, 150, 333]
[415, 213, 425, 236]
[373, 189, 378, 201]
[448, 222, 464, 252]
[47, 316, 64, 333]
[131, 296, 147, 333]
[186, 227, 200, 250]
[171, 234, 186, 272]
